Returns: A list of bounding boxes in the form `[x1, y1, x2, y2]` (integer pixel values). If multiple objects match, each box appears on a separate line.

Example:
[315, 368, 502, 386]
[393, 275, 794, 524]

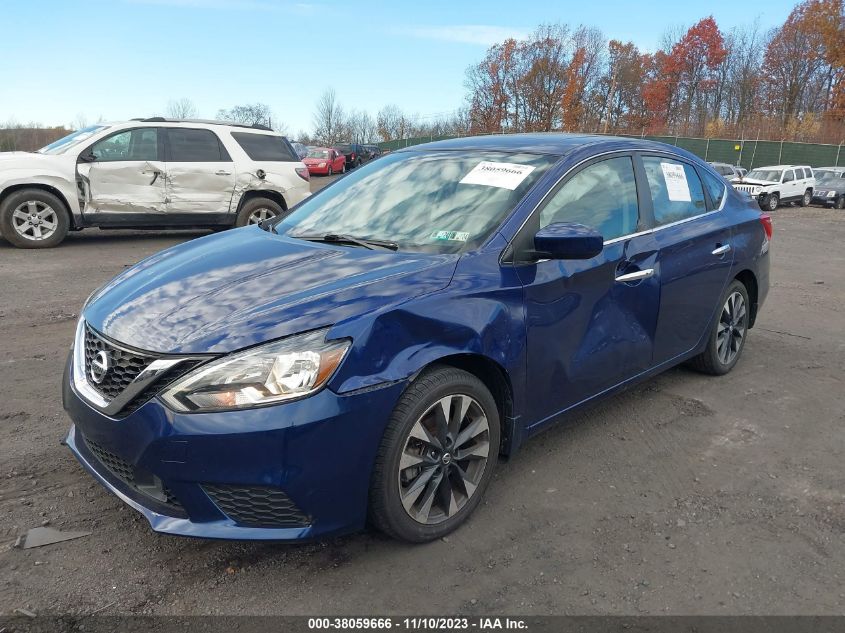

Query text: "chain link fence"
[378, 133, 845, 169]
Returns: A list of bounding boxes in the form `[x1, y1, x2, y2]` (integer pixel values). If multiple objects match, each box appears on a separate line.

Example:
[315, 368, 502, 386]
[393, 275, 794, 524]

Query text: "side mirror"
[78, 150, 97, 163]
[533, 222, 604, 260]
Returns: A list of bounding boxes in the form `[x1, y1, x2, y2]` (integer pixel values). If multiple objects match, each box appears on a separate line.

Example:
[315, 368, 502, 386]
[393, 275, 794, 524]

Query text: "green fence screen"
[378, 133, 845, 169]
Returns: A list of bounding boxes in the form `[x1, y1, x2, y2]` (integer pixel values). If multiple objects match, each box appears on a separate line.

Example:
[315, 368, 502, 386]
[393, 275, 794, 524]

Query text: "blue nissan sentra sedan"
[63, 134, 771, 543]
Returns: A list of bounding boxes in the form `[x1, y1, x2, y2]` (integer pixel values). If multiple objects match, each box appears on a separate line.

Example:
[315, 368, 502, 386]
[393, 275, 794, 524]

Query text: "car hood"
[0, 151, 68, 172]
[83, 227, 459, 354]
[736, 178, 777, 186]
[303, 157, 327, 164]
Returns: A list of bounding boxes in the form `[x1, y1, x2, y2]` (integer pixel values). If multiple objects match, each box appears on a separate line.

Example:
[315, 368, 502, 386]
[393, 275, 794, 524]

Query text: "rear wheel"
[765, 193, 779, 211]
[0, 188, 69, 248]
[801, 189, 812, 207]
[688, 279, 750, 376]
[235, 197, 285, 227]
[369, 366, 500, 542]
[836, 196, 845, 210]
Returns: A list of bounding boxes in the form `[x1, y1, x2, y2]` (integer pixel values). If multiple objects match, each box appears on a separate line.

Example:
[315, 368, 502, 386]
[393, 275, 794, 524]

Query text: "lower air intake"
[202, 484, 310, 528]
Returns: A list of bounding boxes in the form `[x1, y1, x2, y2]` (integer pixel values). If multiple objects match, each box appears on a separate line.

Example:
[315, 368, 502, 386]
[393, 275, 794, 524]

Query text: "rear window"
[231, 132, 297, 161]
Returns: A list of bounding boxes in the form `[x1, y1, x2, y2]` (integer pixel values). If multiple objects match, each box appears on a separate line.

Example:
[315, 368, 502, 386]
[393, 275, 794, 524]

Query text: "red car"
[303, 147, 347, 176]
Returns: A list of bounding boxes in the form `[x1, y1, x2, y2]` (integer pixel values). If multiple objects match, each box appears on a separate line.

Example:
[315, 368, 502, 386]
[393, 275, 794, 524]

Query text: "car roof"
[396, 132, 696, 158]
[815, 166, 844, 170]
[106, 118, 282, 136]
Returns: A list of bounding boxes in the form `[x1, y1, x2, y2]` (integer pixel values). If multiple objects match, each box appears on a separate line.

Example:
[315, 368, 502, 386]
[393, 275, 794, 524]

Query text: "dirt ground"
[1, 183, 843, 616]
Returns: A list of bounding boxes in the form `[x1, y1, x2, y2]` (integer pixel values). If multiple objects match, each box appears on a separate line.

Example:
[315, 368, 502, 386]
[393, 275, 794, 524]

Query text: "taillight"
[295, 167, 310, 182]
[760, 213, 773, 241]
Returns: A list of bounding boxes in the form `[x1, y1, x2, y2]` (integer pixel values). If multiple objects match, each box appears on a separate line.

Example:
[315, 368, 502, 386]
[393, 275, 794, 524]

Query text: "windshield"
[37, 125, 109, 155]
[747, 169, 782, 182]
[334, 144, 352, 152]
[815, 170, 840, 181]
[307, 149, 331, 159]
[818, 177, 845, 188]
[274, 150, 558, 254]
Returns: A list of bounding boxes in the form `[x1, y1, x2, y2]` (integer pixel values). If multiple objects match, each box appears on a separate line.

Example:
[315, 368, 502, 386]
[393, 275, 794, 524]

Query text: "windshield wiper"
[294, 233, 399, 251]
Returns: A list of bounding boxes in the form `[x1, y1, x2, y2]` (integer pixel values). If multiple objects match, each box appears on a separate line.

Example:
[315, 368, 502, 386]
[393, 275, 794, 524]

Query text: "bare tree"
[312, 89, 347, 145]
[166, 98, 198, 119]
[348, 109, 378, 143]
[71, 113, 88, 131]
[377, 104, 414, 141]
[216, 103, 277, 129]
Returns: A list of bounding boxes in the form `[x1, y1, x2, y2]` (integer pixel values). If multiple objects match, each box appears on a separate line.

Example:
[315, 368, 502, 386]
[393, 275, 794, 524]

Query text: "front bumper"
[63, 355, 406, 540]
[811, 196, 836, 206]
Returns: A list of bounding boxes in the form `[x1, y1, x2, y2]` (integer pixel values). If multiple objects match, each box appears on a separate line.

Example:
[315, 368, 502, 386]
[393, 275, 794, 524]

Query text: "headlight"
[827, 191, 836, 198]
[160, 329, 350, 412]
[318, 162, 326, 167]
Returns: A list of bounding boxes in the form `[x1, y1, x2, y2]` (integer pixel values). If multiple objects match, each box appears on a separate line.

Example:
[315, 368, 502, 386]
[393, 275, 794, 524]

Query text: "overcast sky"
[0, 0, 799, 136]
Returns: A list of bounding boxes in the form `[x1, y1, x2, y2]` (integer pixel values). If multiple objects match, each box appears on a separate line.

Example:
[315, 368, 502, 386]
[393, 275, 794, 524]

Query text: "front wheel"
[801, 189, 812, 207]
[0, 189, 70, 248]
[688, 279, 750, 376]
[327, 166, 333, 177]
[836, 196, 845, 210]
[369, 366, 500, 542]
[765, 193, 779, 211]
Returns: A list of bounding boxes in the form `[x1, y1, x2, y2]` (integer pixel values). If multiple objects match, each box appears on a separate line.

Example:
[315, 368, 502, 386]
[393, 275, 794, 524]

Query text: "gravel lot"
[1, 181, 843, 616]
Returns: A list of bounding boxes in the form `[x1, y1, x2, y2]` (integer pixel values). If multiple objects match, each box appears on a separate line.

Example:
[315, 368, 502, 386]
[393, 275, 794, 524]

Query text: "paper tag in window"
[660, 162, 692, 202]
[460, 161, 535, 190]
[430, 230, 470, 242]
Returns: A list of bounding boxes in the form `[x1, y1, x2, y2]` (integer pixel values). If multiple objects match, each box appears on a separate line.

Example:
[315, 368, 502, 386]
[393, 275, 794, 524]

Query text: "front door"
[516, 154, 661, 427]
[78, 127, 166, 218]
[163, 127, 236, 215]
[639, 155, 735, 365]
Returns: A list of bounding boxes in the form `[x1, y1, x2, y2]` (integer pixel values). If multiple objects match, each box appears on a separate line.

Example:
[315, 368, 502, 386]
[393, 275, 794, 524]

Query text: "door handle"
[615, 268, 655, 283]
[215, 170, 232, 176]
[712, 244, 731, 256]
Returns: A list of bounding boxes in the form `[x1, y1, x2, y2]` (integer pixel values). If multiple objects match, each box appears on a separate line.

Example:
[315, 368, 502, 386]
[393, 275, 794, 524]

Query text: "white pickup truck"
[732, 165, 815, 211]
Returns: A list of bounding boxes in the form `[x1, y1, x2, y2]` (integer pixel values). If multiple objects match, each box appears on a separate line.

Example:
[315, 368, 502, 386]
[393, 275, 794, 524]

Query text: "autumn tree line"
[460, 0, 845, 143]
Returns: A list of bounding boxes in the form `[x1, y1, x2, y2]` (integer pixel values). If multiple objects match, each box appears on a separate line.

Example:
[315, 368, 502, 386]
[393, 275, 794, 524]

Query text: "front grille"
[84, 325, 157, 400]
[83, 436, 184, 514]
[733, 184, 759, 195]
[203, 484, 310, 528]
[81, 324, 204, 417]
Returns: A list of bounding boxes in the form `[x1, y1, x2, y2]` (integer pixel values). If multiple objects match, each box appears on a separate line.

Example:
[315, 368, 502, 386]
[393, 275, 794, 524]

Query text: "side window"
[642, 156, 707, 225]
[783, 170, 794, 183]
[803, 167, 812, 179]
[90, 128, 158, 162]
[167, 129, 229, 162]
[539, 156, 639, 241]
[702, 170, 727, 209]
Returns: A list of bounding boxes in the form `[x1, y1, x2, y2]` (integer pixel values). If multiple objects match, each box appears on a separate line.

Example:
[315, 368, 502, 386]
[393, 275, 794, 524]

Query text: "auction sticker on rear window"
[460, 161, 535, 190]
[660, 162, 692, 202]
[430, 230, 470, 241]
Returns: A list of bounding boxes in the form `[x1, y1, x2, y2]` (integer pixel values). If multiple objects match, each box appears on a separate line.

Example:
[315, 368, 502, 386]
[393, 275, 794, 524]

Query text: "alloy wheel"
[397, 394, 490, 525]
[247, 207, 277, 224]
[11, 200, 58, 241]
[717, 291, 747, 365]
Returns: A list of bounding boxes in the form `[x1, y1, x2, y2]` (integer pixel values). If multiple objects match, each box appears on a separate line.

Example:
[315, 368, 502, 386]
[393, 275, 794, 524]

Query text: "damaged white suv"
[732, 165, 815, 211]
[0, 119, 311, 248]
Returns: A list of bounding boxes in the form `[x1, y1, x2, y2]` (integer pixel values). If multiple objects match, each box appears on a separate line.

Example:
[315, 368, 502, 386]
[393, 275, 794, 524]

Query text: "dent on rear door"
[166, 163, 236, 214]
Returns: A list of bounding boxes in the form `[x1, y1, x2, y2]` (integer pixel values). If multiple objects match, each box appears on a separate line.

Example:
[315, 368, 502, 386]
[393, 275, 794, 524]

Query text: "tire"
[801, 189, 812, 207]
[341, 163, 346, 174]
[327, 166, 333, 177]
[836, 196, 845, 210]
[688, 279, 750, 376]
[0, 188, 70, 249]
[765, 193, 779, 211]
[234, 197, 285, 227]
[369, 366, 500, 543]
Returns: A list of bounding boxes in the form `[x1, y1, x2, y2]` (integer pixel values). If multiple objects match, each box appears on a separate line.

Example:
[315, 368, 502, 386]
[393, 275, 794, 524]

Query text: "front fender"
[0, 171, 80, 217]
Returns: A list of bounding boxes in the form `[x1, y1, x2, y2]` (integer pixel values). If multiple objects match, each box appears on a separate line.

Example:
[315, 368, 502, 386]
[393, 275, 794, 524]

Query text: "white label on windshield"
[661, 162, 692, 202]
[460, 161, 535, 190]
[430, 230, 470, 242]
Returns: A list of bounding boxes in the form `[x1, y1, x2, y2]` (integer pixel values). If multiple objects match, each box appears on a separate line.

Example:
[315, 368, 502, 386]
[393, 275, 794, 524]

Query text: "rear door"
[781, 169, 798, 199]
[164, 128, 236, 215]
[640, 155, 735, 365]
[78, 127, 166, 218]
